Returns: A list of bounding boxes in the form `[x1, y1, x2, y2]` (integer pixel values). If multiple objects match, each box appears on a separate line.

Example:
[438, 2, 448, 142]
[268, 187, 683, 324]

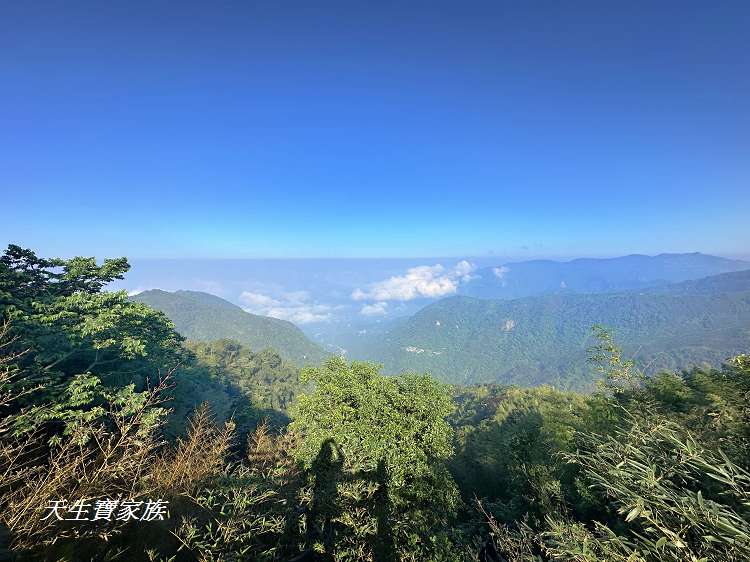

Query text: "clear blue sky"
[2, 1, 748, 259]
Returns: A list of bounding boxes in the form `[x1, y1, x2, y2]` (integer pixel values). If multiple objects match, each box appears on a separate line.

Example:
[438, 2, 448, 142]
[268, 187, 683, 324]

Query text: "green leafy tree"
[450, 385, 590, 527]
[587, 325, 644, 396]
[0, 244, 183, 434]
[290, 357, 461, 560]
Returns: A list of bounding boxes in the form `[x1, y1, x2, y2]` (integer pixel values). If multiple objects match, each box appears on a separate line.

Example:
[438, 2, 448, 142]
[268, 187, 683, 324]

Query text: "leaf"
[625, 505, 642, 522]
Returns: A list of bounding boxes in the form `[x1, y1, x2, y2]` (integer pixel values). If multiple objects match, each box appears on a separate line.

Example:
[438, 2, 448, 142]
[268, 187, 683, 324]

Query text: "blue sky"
[2, 1, 748, 259]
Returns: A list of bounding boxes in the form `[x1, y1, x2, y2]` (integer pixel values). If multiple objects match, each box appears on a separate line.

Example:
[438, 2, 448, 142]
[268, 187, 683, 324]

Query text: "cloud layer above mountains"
[239, 290, 333, 324]
[360, 301, 389, 316]
[352, 261, 476, 303]
[117, 258, 505, 325]
[240, 261, 478, 321]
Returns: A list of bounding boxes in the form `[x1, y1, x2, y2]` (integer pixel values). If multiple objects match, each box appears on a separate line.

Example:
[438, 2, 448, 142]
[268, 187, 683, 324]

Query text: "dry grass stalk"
[152, 402, 235, 495]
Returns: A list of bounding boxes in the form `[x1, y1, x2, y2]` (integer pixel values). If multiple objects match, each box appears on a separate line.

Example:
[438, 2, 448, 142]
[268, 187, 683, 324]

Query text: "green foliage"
[474, 331, 750, 562]
[188, 339, 302, 413]
[629, 354, 750, 468]
[0, 323, 172, 553]
[549, 415, 750, 561]
[170, 424, 304, 562]
[14, 372, 166, 446]
[588, 324, 643, 395]
[0, 245, 179, 553]
[293, 357, 454, 480]
[0, 245, 183, 436]
[291, 357, 461, 560]
[450, 384, 590, 525]
[166, 339, 306, 438]
[0, 243, 129, 300]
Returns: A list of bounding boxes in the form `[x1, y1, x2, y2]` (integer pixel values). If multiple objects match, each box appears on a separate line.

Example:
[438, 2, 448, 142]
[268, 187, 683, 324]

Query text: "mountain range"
[459, 253, 749, 299]
[355, 268, 750, 388]
[130, 254, 750, 389]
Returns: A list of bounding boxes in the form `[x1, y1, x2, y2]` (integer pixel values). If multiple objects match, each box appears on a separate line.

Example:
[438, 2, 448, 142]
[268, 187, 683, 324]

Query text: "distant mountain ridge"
[358, 269, 750, 389]
[461, 252, 750, 299]
[131, 289, 327, 365]
[645, 268, 750, 296]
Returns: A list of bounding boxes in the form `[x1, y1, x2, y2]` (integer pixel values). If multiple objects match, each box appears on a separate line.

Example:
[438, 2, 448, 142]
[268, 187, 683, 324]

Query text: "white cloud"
[239, 291, 279, 308]
[239, 290, 332, 324]
[126, 287, 159, 296]
[492, 266, 510, 287]
[360, 302, 388, 316]
[454, 260, 475, 281]
[352, 261, 476, 302]
[265, 305, 332, 324]
[492, 266, 510, 279]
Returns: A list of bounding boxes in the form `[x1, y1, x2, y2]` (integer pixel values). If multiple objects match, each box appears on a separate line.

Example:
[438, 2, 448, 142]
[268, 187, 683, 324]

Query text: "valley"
[133, 254, 750, 390]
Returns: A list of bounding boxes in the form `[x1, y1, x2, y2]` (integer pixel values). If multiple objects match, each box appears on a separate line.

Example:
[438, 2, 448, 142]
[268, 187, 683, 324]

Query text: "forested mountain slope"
[4, 244, 750, 561]
[363, 270, 750, 388]
[131, 289, 327, 365]
[167, 339, 305, 437]
[460, 252, 749, 299]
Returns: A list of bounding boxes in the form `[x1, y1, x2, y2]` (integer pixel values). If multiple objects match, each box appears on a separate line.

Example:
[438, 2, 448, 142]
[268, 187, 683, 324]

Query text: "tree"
[0, 244, 183, 434]
[290, 357, 461, 560]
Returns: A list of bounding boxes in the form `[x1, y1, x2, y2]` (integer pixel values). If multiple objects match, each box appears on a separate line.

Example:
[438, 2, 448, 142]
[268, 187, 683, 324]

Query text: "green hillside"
[131, 289, 327, 365]
[362, 270, 750, 388]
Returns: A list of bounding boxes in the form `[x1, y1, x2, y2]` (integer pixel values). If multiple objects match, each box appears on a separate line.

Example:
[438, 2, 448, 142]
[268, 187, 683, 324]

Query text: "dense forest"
[1, 245, 749, 561]
[355, 273, 750, 388]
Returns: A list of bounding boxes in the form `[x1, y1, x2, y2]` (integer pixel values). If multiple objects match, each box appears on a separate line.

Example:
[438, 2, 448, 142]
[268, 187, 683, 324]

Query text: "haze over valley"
[125, 252, 750, 389]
